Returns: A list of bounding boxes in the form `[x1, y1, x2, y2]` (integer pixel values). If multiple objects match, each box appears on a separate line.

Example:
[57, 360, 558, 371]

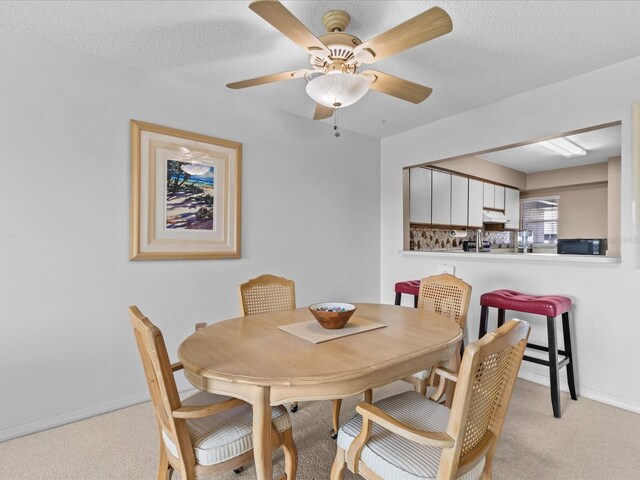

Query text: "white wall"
[381, 55, 640, 413]
[0, 30, 380, 441]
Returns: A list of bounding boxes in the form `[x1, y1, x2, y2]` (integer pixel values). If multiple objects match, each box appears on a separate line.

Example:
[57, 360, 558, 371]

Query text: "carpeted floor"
[1, 379, 639, 479]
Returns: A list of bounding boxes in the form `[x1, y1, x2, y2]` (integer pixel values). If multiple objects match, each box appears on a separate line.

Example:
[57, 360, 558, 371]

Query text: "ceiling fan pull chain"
[334, 108, 340, 137]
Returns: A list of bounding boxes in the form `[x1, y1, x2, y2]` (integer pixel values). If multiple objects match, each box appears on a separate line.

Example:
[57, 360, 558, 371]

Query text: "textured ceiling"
[2, 1, 640, 138]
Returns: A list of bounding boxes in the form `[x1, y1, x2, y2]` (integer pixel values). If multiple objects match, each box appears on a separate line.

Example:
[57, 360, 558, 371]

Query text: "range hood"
[482, 210, 508, 224]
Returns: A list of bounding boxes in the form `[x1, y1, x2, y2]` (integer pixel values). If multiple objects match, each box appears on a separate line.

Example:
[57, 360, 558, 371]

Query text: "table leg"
[252, 386, 272, 480]
[443, 342, 461, 409]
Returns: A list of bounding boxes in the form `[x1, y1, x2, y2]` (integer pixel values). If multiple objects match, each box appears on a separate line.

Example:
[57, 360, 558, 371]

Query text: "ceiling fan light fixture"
[538, 138, 587, 158]
[305, 72, 372, 109]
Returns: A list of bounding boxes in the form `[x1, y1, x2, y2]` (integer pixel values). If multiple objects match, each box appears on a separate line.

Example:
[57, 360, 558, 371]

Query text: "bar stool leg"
[547, 315, 561, 418]
[562, 312, 578, 401]
[413, 295, 418, 308]
[395, 292, 401, 306]
[479, 306, 489, 338]
[497, 309, 505, 328]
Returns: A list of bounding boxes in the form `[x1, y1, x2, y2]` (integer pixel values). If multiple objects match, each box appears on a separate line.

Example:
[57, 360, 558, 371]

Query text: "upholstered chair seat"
[337, 391, 485, 480]
[162, 391, 291, 466]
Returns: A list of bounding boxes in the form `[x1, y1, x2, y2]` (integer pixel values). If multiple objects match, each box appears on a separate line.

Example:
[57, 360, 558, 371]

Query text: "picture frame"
[130, 120, 241, 260]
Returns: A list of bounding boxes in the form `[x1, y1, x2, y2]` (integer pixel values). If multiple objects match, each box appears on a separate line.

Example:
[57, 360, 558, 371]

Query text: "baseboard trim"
[0, 387, 197, 443]
[517, 370, 640, 414]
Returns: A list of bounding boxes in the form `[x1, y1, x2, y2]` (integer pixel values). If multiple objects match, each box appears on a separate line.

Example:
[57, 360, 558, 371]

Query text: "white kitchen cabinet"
[468, 179, 484, 228]
[504, 187, 520, 229]
[431, 170, 451, 225]
[494, 185, 505, 210]
[409, 167, 432, 224]
[483, 182, 495, 208]
[451, 174, 468, 226]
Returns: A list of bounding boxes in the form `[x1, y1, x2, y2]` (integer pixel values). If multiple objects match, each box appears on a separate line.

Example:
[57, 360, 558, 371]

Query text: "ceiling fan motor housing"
[310, 32, 362, 69]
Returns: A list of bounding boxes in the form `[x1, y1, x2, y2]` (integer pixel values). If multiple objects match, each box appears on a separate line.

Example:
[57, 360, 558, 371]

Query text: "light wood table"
[178, 303, 462, 480]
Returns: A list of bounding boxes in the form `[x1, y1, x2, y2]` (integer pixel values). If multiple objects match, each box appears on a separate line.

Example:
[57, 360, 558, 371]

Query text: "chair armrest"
[173, 397, 246, 419]
[434, 367, 458, 383]
[170, 362, 183, 372]
[429, 367, 458, 403]
[355, 402, 454, 448]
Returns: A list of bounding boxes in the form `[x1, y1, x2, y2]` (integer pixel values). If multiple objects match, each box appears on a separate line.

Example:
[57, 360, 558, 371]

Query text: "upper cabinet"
[494, 185, 505, 210]
[504, 187, 520, 229]
[483, 182, 495, 208]
[408, 167, 519, 229]
[431, 170, 452, 225]
[409, 168, 432, 224]
[451, 175, 468, 226]
[468, 178, 484, 228]
[484, 182, 506, 210]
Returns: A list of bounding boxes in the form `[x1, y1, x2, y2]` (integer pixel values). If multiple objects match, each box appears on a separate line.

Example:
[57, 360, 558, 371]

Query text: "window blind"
[521, 197, 558, 245]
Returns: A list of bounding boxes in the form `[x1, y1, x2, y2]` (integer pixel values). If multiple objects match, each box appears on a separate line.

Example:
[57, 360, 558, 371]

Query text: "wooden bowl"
[309, 303, 356, 329]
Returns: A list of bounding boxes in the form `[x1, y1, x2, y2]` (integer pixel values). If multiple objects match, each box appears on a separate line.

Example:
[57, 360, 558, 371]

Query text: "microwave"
[557, 238, 607, 255]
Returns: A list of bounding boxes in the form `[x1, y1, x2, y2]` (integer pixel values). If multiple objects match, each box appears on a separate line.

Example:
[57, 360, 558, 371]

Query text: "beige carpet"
[1, 379, 639, 479]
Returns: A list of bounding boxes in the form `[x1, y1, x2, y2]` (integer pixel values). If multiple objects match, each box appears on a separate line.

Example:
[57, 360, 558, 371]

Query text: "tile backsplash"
[409, 226, 515, 251]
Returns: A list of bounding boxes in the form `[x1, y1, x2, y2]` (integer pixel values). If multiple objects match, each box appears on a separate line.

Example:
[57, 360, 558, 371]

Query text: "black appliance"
[463, 240, 491, 252]
[557, 238, 607, 255]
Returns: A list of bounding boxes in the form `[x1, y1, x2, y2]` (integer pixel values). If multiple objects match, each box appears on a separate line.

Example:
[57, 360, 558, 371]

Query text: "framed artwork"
[130, 120, 241, 260]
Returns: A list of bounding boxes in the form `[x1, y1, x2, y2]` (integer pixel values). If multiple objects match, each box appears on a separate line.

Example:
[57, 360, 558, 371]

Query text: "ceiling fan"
[227, 0, 453, 121]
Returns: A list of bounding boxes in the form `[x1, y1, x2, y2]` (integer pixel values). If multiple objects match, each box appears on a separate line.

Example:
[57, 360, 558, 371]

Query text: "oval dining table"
[178, 303, 462, 480]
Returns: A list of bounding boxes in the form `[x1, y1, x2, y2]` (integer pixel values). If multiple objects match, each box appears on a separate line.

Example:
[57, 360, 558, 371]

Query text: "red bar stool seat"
[394, 280, 420, 308]
[479, 289, 577, 418]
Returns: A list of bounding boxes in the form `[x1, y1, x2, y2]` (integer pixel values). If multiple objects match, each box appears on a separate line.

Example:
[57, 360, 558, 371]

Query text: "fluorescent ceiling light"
[538, 138, 587, 158]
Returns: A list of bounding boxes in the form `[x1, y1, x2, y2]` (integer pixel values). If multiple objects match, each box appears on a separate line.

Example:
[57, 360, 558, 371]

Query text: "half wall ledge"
[400, 250, 621, 264]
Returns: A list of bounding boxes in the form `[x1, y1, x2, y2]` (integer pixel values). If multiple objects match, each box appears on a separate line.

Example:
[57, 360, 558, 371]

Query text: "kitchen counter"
[401, 250, 621, 264]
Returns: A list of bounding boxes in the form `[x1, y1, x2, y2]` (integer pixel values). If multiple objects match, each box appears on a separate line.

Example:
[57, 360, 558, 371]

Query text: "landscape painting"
[165, 159, 215, 231]
[130, 120, 241, 260]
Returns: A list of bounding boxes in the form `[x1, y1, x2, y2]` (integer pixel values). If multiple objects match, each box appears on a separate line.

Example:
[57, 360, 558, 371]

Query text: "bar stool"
[394, 280, 420, 307]
[478, 289, 577, 418]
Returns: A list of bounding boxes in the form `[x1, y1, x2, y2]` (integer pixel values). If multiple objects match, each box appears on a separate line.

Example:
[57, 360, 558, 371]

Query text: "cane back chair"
[409, 274, 472, 396]
[129, 306, 297, 480]
[239, 274, 347, 438]
[332, 319, 530, 480]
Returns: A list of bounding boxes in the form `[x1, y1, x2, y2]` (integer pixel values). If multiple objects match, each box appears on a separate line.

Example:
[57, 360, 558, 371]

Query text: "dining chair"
[239, 273, 297, 317]
[129, 306, 297, 480]
[409, 273, 472, 396]
[239, 274, 346, 438]
[331, 319, 530, 480]
[239, 274, 297, 412]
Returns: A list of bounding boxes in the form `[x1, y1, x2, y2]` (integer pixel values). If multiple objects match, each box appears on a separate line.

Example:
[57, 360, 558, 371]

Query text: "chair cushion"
[162, 391, 291, 466]
[395, 280, 421, 296]
[480, 289, 571, 317]
[337, 391, 485, 480]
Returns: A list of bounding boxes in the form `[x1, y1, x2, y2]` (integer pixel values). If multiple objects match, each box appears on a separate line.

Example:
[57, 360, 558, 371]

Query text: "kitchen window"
[521, 196, 559, 246]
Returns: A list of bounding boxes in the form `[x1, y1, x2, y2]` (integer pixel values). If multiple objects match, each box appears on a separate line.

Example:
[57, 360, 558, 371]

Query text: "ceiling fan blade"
[249, 0, 330, 56]
[226, 69, 311, 89]
[313, 103, 334, 120]
[362, 70, 432, 104]
[354, 7, 452, 64]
